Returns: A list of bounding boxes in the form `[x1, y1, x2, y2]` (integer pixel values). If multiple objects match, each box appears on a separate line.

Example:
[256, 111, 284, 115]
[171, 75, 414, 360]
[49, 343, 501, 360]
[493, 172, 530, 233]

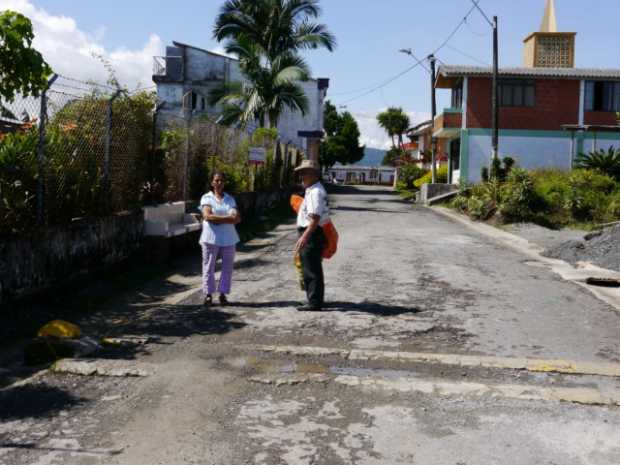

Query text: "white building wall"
[154, 44, 326, 150]
[466, 134, 572, 183]
[277, 79, 326, 148]
[583, 135, 620, 153]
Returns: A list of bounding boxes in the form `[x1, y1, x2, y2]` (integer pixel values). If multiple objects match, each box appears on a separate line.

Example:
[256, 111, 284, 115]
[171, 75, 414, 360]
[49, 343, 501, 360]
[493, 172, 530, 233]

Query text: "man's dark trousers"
[298, 226, 326, 308]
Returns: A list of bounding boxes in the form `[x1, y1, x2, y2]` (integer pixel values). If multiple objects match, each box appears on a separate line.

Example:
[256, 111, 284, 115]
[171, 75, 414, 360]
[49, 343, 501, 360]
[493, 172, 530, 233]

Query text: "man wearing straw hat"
[294, 159, 330, 312]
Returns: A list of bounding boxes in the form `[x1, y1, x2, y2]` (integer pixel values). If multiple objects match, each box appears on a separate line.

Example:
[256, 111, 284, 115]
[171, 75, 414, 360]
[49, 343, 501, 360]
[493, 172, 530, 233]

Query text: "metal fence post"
[37, 74, 58, 225]
[183, 108, 192, 202]
[104, 89, 122, 191]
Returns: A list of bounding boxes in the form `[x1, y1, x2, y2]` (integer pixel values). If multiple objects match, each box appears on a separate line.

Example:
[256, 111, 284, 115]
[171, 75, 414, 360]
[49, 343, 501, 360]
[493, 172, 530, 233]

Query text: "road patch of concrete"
[51, 359, 153, 377]
[250, 373, 331, 386]
[251, 344, 620, 377]
[334, 375, 620, 407]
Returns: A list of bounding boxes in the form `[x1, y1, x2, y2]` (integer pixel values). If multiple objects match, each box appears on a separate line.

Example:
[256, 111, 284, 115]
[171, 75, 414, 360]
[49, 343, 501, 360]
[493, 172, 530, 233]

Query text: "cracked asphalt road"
[1, 185, 619, 465]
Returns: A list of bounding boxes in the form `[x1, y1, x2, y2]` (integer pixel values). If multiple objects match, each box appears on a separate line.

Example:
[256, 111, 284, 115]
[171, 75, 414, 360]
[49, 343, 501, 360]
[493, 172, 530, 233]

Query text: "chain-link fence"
[153, 112, 304, 204]
[0, 75, 155, 235]
[0, 74, 305, 237]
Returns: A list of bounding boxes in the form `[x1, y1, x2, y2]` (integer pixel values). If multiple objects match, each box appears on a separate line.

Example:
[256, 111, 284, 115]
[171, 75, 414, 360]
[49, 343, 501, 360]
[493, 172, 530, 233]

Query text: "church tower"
[523, 0, 576, 68]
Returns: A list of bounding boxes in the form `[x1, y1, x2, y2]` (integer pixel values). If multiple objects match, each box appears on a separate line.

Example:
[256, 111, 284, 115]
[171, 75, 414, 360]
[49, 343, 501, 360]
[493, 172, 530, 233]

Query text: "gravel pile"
[544, 224, 620, 272]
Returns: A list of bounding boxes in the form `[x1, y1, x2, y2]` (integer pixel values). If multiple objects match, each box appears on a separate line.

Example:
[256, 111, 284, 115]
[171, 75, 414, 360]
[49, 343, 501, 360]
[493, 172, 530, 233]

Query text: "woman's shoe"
[219, 294, 229, 306]
[203, 294, 213, 307]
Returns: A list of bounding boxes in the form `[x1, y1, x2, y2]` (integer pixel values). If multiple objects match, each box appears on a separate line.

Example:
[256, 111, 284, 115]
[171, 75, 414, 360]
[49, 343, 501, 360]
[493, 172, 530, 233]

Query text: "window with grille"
[585, 81, 620, 112]
[499, 80, 536, 107]
[536, 36, 573, 68]
[451, 84, 463, 109]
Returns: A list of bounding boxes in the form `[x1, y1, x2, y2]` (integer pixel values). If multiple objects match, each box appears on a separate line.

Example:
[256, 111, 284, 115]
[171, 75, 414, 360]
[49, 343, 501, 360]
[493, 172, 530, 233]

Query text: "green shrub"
[467, 196, 494, 220]
[0, 128, 39, 234]
[565, 169, 616, 222]
[575, 147, 620, 182]
[499, 168, 539, 222]
[413, 165, 448, 188]
[480, 166, 489, 182]
[450, 193, 469, 212]
[489, 156, 515, 182]
[606, 191, 620, 220]
[396, 163, 425, 191]
[454, 165, 620, 227]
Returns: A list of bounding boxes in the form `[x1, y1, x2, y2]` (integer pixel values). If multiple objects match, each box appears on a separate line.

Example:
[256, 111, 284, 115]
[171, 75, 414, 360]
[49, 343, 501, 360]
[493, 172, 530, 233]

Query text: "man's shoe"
[296, 304, 322, 312]
[203, 294, 213, 307]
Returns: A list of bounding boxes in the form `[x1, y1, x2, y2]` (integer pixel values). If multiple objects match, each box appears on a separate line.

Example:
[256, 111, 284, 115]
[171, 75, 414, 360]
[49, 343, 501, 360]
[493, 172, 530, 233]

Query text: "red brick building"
[433, 0, 620, 183]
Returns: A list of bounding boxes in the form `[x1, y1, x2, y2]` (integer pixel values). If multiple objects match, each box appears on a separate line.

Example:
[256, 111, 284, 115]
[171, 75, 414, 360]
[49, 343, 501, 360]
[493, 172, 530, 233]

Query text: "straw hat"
[294, 159, 320, 173]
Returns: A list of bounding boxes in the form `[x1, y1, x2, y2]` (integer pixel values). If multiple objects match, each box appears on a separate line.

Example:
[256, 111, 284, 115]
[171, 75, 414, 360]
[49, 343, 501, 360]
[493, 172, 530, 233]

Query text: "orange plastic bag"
[320, 221, 338, 259]
[290, 194, 303, 213]
[290, 194, 338, 259]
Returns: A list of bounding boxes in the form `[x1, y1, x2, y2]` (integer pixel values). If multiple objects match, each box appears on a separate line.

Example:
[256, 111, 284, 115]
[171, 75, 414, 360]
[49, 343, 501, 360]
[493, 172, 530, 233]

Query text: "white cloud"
[0, 0, 163, 89]
[210, 45, 238, 60]
[351, 109, 430, 150]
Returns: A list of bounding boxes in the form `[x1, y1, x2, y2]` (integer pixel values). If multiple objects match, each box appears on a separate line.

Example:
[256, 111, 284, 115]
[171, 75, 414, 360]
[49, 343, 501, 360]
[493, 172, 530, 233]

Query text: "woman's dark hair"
[211, 171, 226, 182]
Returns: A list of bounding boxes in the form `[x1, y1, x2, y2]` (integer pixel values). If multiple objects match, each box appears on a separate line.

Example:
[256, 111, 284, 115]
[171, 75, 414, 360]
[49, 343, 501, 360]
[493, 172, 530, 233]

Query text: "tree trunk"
[268, 111, 278, 129]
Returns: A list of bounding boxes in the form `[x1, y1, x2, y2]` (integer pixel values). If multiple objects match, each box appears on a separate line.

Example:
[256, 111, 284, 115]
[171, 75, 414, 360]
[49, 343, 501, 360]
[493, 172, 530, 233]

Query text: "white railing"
[152, 56, 182, 77]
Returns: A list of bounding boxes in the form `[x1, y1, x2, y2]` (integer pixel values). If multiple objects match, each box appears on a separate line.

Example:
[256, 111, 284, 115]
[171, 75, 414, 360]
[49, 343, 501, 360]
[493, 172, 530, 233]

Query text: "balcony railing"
[152, 56, 183, 77]
[433, 109, 462, 138]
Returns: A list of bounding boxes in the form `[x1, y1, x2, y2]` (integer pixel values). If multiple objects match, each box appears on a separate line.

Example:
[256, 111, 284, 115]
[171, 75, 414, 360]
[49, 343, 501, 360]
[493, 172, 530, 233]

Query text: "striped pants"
[201, 243, 236, 296]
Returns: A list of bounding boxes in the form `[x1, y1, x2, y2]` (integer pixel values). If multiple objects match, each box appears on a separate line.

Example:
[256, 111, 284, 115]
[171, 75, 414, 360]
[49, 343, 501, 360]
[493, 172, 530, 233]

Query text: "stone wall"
[0, 212, 144, 304]
[1, 188, 296, 304]
[236, 188, 296, 218]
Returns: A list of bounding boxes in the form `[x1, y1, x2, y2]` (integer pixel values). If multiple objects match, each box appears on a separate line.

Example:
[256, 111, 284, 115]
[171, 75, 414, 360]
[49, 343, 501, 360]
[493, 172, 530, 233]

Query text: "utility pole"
[429, 54, 437, 184]
[492, 15, 499, 161]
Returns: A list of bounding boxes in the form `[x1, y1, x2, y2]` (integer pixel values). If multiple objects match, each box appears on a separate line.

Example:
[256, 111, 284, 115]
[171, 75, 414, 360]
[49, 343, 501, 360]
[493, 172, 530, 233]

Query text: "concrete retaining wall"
[419, 183, 458, 205]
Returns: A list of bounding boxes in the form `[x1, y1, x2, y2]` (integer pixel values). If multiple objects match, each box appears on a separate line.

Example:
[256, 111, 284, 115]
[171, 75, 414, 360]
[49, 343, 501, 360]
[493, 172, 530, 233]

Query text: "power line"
[338, 57, 427, 106]
[335, 2, 482, 106]
[470, 0, 494, 27]
[464, 16, 489, 37]
[431, 2, 479, 55]
[446, 44, 490, 66]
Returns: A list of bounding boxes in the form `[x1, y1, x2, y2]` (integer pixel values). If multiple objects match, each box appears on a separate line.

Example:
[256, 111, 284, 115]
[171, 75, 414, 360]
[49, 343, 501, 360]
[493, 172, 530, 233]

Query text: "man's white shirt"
[297, 182, 330, 228]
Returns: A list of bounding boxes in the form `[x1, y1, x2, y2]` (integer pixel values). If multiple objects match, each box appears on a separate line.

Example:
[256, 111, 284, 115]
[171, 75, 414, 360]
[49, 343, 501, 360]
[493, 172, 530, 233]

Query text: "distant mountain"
[355, 147, 386, 167]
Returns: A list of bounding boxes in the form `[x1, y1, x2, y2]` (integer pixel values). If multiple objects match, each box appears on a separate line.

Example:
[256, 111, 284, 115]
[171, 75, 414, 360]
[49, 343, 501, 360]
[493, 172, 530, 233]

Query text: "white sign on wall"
[249, 147, 266, 163]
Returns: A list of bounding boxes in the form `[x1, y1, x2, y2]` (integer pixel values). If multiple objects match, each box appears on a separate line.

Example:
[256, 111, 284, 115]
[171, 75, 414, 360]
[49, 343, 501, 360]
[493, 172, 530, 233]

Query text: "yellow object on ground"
[38, 320, 81, 339]
[294, 253, 305, 291]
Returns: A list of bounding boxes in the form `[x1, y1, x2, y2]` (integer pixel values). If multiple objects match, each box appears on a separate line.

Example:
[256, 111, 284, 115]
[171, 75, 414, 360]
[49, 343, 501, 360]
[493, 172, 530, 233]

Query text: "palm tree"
[575, 146, 620, 181]
[211, 0, 335, 129]
[377, 108, 410, 150]
[213, 0, 336, 61]
[209, 37, 310, 128]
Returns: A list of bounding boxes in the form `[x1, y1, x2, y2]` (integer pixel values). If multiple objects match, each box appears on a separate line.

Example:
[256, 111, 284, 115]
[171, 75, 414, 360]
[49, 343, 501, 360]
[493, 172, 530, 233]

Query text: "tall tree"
[213, 0, 336, 62]
[209, 37, 310, 128]
[211, 0, 336, 129]
[376, 107, 410, 150]
[319, 101, 364, 168]
[0, 11, 52, 117]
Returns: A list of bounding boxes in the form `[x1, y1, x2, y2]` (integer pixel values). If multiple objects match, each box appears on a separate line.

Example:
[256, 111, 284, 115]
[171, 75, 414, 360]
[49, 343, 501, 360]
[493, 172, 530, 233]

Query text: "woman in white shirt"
[199, 172, 241, 307]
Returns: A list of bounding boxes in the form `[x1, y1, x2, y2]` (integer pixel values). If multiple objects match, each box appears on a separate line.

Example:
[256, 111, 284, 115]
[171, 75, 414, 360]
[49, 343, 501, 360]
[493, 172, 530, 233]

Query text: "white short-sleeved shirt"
[297, 182, 330, 228]
[199, 192, 240, 246]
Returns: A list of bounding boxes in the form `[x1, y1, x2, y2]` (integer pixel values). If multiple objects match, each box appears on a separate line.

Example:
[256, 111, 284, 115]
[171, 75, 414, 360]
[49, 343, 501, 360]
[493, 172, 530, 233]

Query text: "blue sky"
[4, 0, 620, 148]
